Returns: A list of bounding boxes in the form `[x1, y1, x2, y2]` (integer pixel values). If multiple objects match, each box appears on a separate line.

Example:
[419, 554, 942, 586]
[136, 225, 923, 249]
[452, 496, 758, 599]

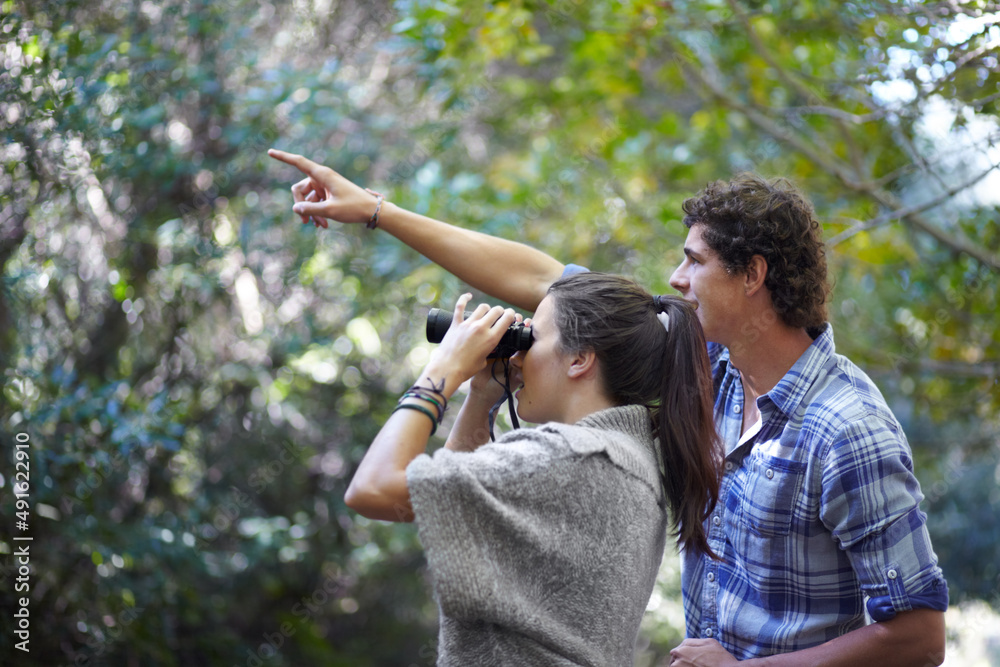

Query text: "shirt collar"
[764, 323, 835, 418]
[716, 323, 835, 419]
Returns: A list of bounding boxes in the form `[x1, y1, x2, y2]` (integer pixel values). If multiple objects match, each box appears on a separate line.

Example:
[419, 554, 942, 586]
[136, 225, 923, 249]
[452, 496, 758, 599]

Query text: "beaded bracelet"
[392, 403, 438, 435]
[364, 188, 385, 229]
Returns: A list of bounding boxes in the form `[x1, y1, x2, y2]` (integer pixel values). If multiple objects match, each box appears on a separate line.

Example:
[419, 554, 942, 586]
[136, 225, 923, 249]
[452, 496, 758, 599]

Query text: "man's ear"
[566, 349, 599, 380]
[744, 255, 768, 297]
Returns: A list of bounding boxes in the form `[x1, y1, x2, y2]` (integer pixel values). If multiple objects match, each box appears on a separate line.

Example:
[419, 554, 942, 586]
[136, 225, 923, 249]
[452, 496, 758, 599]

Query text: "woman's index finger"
[267, 149, 318, 175]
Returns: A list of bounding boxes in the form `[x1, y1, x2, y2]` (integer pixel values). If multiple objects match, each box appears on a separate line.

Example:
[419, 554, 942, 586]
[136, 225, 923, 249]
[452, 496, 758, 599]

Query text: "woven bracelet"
[392, 403, 439, 436]
[407, 383, 448, 400]
[402, 391, 446, 420]
[408, 385, 447, 403]
[364, 188, 385, 229]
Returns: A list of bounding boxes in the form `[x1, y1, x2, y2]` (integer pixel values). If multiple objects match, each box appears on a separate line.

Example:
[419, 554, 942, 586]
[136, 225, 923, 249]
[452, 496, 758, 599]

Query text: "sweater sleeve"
[405, 435, 569, 625]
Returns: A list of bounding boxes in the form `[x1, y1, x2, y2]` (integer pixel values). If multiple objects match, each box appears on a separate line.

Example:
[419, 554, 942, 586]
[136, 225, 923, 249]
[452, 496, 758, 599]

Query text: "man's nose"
[669, 266, 687, 293]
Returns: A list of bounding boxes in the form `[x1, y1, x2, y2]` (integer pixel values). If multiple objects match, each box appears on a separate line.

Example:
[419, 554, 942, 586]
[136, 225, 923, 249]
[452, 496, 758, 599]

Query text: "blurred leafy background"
[1, 0, 998, 664]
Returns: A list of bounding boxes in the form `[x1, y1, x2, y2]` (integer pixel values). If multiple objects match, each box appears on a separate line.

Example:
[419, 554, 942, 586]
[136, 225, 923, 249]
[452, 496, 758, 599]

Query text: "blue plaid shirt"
[682, 324, 948, 659]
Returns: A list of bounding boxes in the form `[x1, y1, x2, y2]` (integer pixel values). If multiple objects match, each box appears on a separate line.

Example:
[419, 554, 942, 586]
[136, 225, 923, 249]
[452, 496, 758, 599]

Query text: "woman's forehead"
[533, 294, 555, 325]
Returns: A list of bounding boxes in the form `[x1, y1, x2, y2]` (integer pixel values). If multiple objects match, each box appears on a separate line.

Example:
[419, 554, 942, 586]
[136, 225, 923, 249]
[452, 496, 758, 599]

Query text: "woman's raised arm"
[268, 149, 564, 311]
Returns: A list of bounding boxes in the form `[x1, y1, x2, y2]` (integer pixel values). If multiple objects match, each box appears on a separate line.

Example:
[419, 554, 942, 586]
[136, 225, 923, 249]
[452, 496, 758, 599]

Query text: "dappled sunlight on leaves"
[2, 0, 998, 664]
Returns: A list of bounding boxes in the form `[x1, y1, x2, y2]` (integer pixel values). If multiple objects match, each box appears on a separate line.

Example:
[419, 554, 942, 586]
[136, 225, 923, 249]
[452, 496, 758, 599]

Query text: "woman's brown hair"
[547, 272, 722, 557]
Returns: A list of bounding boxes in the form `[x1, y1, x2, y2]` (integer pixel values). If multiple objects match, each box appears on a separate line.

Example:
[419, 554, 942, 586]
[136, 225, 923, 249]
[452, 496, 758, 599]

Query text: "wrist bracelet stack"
[364, 188, 385, 229]
[392, 383, 448, 435]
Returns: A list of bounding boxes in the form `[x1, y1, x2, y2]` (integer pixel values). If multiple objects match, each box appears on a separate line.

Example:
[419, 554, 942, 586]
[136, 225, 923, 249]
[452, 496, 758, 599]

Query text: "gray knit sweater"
[406, 404, 668, 667]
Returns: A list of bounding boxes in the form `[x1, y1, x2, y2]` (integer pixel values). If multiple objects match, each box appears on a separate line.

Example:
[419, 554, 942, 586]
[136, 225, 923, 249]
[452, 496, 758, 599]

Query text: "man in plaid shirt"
[663, 175, 948, 666]
[271, 150, 949, 666]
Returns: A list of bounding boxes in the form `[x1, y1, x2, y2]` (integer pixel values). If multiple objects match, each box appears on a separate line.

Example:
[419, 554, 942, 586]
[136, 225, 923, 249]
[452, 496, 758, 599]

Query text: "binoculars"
[425, 308, 533, 359]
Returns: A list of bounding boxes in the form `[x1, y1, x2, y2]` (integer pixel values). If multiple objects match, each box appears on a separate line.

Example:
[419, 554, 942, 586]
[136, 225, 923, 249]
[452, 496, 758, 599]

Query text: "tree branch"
[586, 156, 673, 237]
[782, 105, 885, 124]
[828, 160, 1000, 245]
[669, 45, 1000, 271]
[874, 356, 1000, 378]
[725, 0, 866, 172]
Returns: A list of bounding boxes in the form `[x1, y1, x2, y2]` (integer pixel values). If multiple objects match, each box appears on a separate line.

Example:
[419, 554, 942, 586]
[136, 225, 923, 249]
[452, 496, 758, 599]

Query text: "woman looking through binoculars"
[345, 271, 721, 667]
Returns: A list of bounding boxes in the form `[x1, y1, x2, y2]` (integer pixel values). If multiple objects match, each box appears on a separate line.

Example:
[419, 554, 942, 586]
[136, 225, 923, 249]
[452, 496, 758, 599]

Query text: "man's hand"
[267, 148, 379, 228]
[669, 639, 740, 666]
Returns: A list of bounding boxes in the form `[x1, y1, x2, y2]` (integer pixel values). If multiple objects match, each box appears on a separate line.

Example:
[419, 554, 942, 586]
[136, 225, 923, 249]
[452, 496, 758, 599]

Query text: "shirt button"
[887, 569, 898, 579]
[707, 572, 715, 582]
[733, 404, 742, 414]
[765, 468, 775, 479]
[705, 628, 714, 638]
[725, 461, 734, 472]
[712, 515, 721, 526]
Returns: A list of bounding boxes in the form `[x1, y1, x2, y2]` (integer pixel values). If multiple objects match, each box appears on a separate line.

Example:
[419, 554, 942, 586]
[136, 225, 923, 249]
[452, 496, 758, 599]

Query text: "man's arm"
[268, 149, 563, 311]
[669, 608, 945, 666]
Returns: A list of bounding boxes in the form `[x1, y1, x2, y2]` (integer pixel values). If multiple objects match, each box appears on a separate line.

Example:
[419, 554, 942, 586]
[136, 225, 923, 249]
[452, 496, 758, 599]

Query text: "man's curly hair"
[682, 173, 830, 330]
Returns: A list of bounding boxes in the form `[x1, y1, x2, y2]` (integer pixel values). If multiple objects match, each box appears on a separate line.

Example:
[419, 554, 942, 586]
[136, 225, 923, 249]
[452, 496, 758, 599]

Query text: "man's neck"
[728, 323, 815, 403]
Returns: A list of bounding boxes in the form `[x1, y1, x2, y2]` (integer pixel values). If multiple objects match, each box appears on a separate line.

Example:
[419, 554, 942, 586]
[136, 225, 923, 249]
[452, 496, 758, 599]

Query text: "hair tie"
[653, 296, 670, 332]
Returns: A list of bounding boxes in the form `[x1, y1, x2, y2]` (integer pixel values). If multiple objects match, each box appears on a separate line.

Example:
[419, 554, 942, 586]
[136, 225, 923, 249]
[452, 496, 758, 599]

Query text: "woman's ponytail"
[653, 296, 722, 559]
[546, 274, 722, 557]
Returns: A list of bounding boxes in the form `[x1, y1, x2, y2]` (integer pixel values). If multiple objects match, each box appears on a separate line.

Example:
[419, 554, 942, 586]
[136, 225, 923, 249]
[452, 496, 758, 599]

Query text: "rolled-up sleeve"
[820, 418, 949, 621]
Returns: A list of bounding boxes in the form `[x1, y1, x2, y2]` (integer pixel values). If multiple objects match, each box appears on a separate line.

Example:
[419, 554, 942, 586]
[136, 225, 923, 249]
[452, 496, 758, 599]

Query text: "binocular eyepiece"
[426, 308, 533, 359]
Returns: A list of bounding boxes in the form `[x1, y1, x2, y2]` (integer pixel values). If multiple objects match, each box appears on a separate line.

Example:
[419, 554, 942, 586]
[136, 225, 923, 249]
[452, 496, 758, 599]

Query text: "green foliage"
[1, 0, 998, 664]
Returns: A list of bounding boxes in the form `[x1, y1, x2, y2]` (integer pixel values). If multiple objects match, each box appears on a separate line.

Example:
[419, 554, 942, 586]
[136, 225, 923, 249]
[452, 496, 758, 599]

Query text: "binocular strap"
[487, 360, 520, 441]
